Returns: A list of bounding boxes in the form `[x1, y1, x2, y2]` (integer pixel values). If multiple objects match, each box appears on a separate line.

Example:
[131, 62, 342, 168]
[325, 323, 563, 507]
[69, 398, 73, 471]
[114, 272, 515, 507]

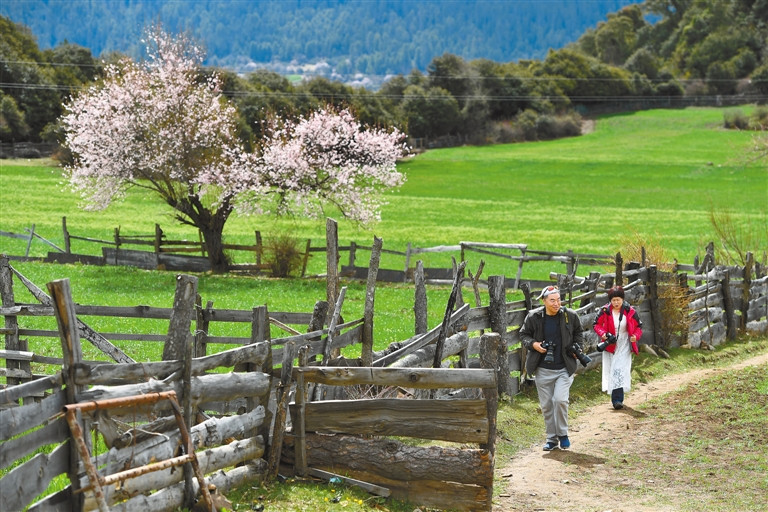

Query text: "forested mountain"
[1, 0, 637, 81]
[2, 0, 767, 147]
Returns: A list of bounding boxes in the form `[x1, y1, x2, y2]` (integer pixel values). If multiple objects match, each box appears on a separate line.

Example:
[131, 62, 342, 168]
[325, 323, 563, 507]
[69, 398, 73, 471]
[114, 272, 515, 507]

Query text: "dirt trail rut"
[493, 352, 768, 512]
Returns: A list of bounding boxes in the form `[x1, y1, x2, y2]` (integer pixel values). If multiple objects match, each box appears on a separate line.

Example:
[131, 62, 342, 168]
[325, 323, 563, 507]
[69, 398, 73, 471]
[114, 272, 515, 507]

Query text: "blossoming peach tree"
[62, 28, 408, 272]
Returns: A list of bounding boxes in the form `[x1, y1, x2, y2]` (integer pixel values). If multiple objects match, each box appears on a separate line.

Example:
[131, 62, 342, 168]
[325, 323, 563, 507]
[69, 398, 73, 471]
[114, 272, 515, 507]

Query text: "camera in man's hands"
[540, 341, 556, 364]
[597, 333, 617, 352]
[567, 343, 592, 367]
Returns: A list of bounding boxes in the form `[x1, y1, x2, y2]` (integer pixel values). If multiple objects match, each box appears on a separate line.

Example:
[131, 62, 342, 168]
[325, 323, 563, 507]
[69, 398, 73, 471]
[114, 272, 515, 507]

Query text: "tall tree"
[62, 28, 407, 272]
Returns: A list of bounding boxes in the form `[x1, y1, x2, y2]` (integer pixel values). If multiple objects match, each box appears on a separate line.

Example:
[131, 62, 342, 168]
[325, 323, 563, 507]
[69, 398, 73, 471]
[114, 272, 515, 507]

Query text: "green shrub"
[723, 109, 749, 129]
[265, 234, 304, 277]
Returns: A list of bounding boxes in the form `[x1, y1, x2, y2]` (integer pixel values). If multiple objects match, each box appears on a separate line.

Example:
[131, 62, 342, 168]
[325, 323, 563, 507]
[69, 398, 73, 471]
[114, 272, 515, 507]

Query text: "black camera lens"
[543, 341, 555, 364]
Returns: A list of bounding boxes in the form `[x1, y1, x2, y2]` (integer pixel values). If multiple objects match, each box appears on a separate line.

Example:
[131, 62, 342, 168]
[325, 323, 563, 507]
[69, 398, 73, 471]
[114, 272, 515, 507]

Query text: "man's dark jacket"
[520, 306, 585, 377]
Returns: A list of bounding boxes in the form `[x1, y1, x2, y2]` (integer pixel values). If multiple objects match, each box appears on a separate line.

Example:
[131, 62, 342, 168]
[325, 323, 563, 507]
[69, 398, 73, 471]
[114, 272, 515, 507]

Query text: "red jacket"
[592, 302, 643, 355]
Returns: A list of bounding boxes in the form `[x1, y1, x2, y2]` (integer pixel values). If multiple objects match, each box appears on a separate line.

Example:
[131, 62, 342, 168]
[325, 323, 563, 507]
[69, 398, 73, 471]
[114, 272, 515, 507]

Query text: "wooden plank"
[107, 460, 268, 512]
[0, 349, 34, 361]
[0, 367, 31, 379]
[284, 433, 492, 485]
[0, 389, 66, 440]
[75, 340, 271, 385]
[0, 417, 69, 471]
[298, 398, 488, 443]
[93, 407, 265, 475]
[83, 436, 264, 510]
[0, 373, 62, 405]
[0, 442, 70, 512]
[26, 488, 72, 512]
[390, 331, 469, 368]
[293, 367, 495, 389]
[460, 241, 528, 251]
[372, 303, 470, 367]
[77, 371, 271, 408]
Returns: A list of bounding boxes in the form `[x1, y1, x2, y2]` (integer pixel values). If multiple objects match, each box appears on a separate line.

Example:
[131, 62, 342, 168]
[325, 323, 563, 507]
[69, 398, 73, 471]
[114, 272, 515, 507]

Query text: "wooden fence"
[2, 241, 766, 510]
[1, 216, 613, 286]
[283, 351, 499, 511]
[0, 258, 513, 510]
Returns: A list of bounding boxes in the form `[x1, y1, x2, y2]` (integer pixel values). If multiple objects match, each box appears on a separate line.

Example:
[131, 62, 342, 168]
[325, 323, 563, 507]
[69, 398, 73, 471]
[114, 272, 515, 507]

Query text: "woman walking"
[593, 286, 643, 409]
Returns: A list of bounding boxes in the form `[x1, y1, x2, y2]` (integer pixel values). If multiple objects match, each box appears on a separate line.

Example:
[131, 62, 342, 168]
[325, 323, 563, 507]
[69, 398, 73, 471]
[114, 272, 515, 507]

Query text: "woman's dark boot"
[611, 388, 624, 409]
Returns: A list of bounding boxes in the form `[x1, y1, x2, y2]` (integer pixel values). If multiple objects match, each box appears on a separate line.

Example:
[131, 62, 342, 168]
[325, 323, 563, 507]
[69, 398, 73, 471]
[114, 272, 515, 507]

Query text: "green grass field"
[1, 106, 767, 511]
[1, 106, 766, 349]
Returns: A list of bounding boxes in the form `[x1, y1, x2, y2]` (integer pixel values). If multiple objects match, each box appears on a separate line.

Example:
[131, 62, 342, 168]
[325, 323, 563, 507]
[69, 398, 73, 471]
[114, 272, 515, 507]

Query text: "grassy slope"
[0, 106, 766, 351]
[1, 107, 767, 510]
[2, 108, 766, 273]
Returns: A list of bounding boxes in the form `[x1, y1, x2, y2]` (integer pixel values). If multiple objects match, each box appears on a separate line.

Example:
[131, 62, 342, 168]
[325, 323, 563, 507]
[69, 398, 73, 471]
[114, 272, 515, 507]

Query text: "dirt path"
[493, 352, 768, 512]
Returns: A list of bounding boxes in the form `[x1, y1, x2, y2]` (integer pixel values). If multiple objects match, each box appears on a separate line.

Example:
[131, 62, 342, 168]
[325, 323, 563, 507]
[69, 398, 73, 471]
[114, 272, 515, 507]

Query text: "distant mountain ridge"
[1, 0, 638, 82]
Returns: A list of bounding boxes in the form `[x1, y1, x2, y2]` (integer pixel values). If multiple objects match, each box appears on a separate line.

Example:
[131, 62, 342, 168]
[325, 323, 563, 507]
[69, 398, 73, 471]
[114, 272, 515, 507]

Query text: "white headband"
[539, 286, 559, 299]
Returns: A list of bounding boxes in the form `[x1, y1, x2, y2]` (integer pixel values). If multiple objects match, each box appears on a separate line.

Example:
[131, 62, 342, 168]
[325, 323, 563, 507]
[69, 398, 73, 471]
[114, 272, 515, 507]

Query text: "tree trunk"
[199, 225, 229, 274]
[173, 197, 231, 274]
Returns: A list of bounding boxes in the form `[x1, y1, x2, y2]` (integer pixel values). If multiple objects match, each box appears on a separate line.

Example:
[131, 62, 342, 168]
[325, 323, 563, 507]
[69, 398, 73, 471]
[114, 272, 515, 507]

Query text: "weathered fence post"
[194, 296, 213, 358]
[1, 256, 25, 387]
[325, 218, 339, 324]
[479, 332, 499, 459]
[520, 282, 533, 382]
[62, 216, 71, 254]
[741, 252, 754, 333]
[301, 238, 311, 277]
[348, 241, 357, 268]
[268, 340, 295, 480]
[46, 278, 87, 510]
[154, 224, 162, 254]
[159, 276, 200, 508]
[514, 246, 527, 290]
[255, 231, 263, 269]
[361, 236, 382, 366]
[254, 305, 272, 444]
[721, 270, 737, 341]
[414, 260, 428, 335]
[403, 242, 412, 282]
[565, 249, 576, 277]
[647, 265, 663, 347]
[322, 286, 347, 365]
[694, 254, 702, 287]
[294, 345, 309, 477]
[452, 256, 465, 310]
[432, 261, 466, 369]
[677, 272, 690, 343]
[488, 275, 509, 396]
[614, 252, 623, 287]
[162, 274, 198, 361]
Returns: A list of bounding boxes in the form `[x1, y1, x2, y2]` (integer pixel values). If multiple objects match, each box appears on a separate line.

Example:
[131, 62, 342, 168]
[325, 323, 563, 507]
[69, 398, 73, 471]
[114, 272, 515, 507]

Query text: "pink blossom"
[62, 27, 408, 270]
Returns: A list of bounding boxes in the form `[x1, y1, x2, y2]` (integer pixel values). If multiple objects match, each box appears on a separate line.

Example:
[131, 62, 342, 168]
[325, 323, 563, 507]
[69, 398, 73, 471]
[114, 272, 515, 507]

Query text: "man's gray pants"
[535, 367, 574, 443]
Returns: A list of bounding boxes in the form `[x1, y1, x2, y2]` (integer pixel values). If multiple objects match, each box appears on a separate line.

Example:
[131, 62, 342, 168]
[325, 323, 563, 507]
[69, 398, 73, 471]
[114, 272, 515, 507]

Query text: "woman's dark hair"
[607, 286, 625, 299]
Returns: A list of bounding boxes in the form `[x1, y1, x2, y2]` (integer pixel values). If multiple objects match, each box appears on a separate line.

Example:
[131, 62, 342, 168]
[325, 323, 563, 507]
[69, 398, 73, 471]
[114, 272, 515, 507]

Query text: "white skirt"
[602, 314, 633, 393]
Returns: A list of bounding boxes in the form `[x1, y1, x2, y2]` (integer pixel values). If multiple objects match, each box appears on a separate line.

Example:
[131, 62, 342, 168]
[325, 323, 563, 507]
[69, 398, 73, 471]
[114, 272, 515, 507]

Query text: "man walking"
[520, 285, 585, 451]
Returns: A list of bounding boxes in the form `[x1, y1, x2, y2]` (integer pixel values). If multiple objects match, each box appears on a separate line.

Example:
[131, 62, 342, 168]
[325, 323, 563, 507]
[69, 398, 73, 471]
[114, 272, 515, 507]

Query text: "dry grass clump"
[618, 230, 691, 347]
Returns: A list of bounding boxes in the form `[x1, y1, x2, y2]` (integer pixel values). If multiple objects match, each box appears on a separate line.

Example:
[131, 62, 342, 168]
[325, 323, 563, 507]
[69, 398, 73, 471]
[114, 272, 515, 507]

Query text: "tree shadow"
[543, 450, 606, 468]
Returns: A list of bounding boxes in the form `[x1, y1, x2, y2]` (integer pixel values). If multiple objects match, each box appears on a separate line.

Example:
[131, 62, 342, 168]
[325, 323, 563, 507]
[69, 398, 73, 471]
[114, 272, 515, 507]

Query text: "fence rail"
[2, 230, 767, 511]
[2, 217, 613, 286]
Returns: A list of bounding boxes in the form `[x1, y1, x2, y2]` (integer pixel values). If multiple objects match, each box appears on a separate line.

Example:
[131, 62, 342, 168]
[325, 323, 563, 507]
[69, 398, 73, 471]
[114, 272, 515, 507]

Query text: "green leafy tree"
[0, 93, 30, 141]
[0, 15, 62, 140]
[401, 85, 460, 139]
[593, 6, 645, 65]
